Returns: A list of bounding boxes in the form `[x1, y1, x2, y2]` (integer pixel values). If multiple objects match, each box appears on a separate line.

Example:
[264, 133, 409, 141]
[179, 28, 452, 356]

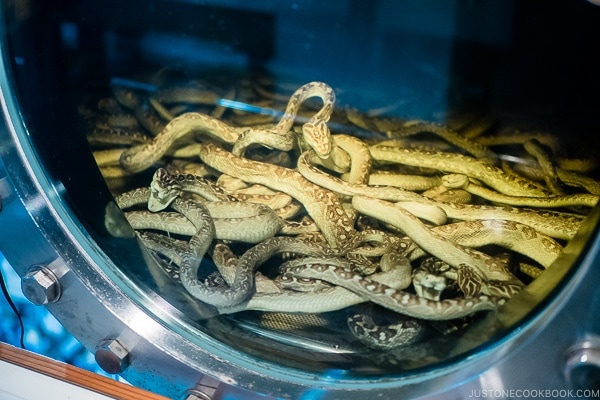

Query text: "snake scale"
[87, 78, 598, 351]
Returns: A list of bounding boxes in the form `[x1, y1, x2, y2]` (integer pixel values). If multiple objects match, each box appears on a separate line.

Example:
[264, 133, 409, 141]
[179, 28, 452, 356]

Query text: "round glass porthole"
[1, 1, 599, 399]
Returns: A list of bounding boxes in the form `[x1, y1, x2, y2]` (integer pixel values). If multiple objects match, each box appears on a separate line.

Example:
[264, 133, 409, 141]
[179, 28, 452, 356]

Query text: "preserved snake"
[84, 76, 598, 351]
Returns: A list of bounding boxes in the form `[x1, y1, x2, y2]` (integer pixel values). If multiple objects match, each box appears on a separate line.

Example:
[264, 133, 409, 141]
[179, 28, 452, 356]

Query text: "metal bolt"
[564, 337, 600, 390]
[183, 378, 219, 400]
[21, 266, 61, 305]
[184, 391, 213, 400]
[95, 339, 130, 374]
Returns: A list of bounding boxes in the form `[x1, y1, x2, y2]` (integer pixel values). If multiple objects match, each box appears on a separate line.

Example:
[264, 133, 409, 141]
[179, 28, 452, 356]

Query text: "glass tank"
[2, 0, 600, 387]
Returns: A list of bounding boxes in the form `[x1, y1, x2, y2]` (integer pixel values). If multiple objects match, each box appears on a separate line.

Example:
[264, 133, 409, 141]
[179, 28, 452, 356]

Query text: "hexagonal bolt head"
[21, 267, 61, 305]
[184, 391, 214, 400]
[95, 339, 130, 374]
[563, 340, 600, 388]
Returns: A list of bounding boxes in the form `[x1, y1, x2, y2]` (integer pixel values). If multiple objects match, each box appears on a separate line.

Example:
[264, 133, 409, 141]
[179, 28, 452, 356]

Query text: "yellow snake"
[523, 139, 563, 194]
[433, 202, 584, 240]
[424, 219, 563, 269]
[296, 135, 447, 225]
[442, 174, 599, 208]
[352, 195, 524, 298]
[120, 112, 243, 173]
[370, 145, 549, 197]
[90, 78, 598, 351]
[198, 142, 358, 251]
[385, 120, 496, 159]
[232, 81, 336, 159]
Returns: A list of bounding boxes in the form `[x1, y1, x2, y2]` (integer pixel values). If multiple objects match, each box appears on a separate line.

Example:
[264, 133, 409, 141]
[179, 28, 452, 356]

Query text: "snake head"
[442, 174, 469, 189]
[148, 168, 180, 212]
[302, 120, 332, 159]
[347, 313, 423, 350]
[412, 267, 448, 301]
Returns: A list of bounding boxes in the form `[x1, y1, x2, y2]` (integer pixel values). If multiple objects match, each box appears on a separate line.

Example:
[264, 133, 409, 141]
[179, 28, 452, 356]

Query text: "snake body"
[120, 112, 243, 173]
[199, 142, 358, 251]
[184, 236, 334, 308]
[207, 243, 415, 318]
[117, 187, 281, 243]
[170, 197, 219, 306]
[148, 168, 238, 212]
[386, 120, 496, 159]
[112, 87, 167, 136]
[556, 168, 600, 195]
[435, 202, 584, 240]
[88, 125, 150, 147]
[138, 230, 188, 275]
[149, 167, 292, 212]
[352, 195, 525, 299]
[352, 195, 514, 283]
[92, 79, 597, 351]
[271, 81, 336, 158]
[523, 139, 563, 194]
[232, 81, 336, 158]
[442, 174, 599, 208]
[370, 145, 548, 197]
[282, 263, 504, 320]
[426, 219, 562, 269]
[367, 172, 442, 191]
[297, 142, 447, 226]
[130, 206, 279, 242]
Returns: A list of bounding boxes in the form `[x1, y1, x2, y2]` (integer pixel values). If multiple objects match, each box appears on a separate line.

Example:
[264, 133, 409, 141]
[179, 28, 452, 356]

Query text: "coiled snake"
[92, 78, 597, 351]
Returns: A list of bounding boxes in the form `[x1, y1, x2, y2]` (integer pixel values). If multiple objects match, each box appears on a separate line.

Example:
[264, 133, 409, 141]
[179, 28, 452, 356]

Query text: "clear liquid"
[82, 68, 598, 374]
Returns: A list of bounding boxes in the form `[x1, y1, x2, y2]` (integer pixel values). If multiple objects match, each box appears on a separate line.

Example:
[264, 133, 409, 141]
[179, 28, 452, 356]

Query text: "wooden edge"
[0, 342, 170, 400]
